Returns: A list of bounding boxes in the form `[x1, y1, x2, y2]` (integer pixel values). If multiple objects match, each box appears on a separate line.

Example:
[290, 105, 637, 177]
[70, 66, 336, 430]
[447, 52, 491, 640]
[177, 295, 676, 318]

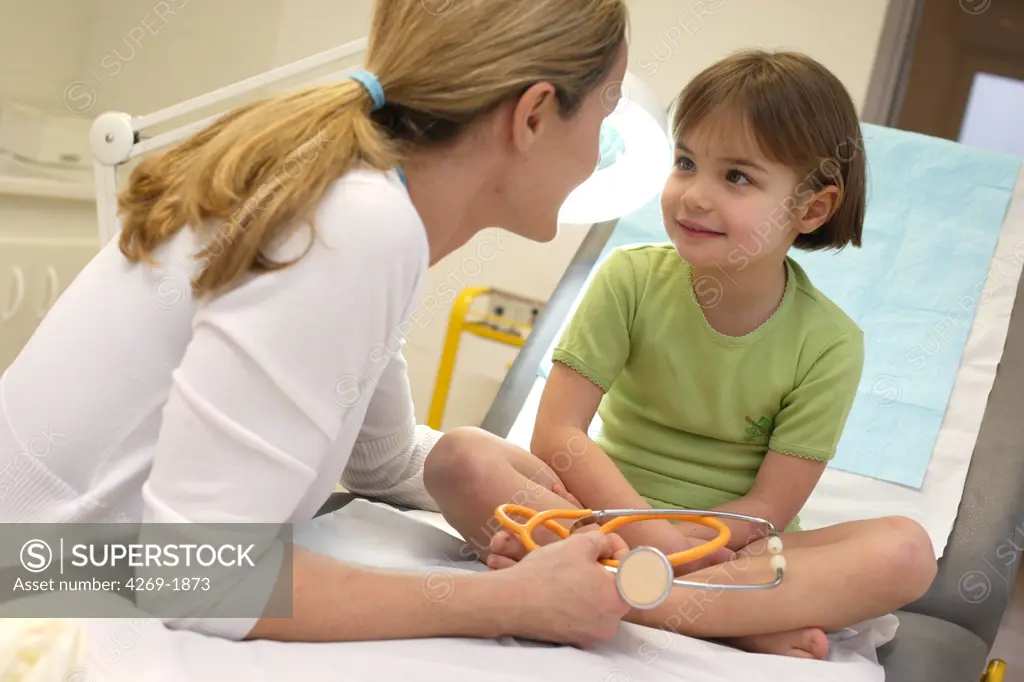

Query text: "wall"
[0, 0, 95, 114]
[273, 0, 374, 66]
[75, 0, 282, 118]
[628, 0, 890, 113]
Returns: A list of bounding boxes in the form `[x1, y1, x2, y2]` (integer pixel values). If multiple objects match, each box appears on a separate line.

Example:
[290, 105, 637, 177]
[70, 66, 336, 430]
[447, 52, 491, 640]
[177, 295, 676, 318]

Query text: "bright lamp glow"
[558, 71, 673, 225]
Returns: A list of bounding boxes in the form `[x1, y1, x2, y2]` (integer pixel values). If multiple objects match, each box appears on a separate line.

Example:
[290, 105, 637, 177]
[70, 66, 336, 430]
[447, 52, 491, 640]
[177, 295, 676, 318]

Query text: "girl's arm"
[530, 362, 709, 563]
[676, 452, 827, 550]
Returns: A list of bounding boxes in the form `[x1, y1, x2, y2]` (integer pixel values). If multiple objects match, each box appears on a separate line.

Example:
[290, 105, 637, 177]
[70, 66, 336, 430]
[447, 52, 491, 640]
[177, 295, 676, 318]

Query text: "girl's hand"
[674, 525, 736, 574]
[551, 482, 581, 508]
[498, 446, 581, 508]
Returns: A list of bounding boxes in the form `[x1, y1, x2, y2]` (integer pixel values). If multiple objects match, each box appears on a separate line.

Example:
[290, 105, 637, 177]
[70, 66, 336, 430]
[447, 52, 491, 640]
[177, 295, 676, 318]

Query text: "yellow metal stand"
[427, 286, 543, 430]
[981, 659, 1006, 682]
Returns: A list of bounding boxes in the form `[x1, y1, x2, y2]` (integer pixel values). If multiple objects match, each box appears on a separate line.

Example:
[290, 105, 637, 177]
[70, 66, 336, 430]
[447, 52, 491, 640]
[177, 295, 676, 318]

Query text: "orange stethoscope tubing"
[493, 503, 731, 568]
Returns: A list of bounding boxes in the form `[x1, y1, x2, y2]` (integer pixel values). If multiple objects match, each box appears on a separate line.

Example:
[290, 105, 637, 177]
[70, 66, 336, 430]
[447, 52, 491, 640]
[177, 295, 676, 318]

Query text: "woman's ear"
[510, 82, 558, 152]
[796, 186, 839, 235]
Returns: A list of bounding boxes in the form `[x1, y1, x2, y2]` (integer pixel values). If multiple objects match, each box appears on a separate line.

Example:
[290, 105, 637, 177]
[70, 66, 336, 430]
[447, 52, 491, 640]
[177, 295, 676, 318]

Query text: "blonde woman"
[0, 0, 634, 646]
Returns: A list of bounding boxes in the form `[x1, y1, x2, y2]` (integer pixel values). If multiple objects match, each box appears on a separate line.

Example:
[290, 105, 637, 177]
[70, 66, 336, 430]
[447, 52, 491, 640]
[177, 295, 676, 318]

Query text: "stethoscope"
[494, 504, 786, 610]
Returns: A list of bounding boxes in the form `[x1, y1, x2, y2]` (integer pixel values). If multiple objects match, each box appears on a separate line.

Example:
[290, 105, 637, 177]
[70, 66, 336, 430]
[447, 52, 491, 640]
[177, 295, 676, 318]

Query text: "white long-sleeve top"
[0, 168, 442, 636]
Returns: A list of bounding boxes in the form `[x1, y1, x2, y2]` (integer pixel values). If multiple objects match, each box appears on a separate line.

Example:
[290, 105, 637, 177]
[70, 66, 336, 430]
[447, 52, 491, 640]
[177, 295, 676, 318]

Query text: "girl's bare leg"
[489, 514, 935, 659]
[425, 427, 937, 657]
[626, 514, 936, 638]
[691, 518, 935, 658]
[425, 426, 709, 565]
[423, 426, 583, 562]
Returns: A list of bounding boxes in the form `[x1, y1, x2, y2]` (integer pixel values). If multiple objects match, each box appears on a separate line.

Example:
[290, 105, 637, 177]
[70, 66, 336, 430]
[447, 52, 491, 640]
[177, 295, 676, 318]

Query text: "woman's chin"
[507, 217, 559, 243]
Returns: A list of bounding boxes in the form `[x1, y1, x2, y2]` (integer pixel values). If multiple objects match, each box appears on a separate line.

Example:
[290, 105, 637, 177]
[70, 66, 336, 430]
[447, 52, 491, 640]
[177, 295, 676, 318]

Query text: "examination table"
[489, 225, 1024, 681]
[318, 199, 1024, 681]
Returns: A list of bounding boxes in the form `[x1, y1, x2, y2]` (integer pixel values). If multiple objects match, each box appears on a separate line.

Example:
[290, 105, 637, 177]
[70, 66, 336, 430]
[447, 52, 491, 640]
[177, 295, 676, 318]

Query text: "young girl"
[424, 49, 938, 660]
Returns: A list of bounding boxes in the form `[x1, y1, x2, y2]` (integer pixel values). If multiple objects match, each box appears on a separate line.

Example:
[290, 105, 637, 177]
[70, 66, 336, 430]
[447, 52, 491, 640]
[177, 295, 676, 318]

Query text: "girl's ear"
[796, 186, 839, 235]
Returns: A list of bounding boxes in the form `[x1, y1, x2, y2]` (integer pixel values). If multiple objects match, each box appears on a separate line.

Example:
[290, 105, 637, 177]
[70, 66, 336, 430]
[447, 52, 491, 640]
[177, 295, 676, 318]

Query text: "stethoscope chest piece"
[614, 546, 674, 610]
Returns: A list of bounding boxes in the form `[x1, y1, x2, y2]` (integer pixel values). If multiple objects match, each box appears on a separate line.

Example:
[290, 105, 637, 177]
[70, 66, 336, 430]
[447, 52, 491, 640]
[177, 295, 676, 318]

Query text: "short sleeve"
[768, 330, 865, 461]
[551, 247, 638, 392]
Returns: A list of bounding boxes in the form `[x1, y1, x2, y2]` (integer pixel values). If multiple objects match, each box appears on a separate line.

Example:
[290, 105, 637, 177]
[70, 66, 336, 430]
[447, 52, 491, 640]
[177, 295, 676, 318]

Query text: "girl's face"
[661, 118, 813, 273]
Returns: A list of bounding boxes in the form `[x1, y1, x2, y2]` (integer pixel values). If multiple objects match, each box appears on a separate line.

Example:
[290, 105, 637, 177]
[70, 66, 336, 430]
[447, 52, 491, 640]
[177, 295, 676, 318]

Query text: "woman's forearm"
[247, 546, 508, 642]
[532, 427, 690, 556]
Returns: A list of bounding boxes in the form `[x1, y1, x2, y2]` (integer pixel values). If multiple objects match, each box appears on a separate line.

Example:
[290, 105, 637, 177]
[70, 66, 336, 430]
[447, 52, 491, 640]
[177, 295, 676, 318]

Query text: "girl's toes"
[489, 530, 527, 561]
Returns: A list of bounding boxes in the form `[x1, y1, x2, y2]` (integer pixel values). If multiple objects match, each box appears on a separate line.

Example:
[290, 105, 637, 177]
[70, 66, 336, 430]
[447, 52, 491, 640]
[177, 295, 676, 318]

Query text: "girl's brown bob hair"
[670, 49, 866, 251]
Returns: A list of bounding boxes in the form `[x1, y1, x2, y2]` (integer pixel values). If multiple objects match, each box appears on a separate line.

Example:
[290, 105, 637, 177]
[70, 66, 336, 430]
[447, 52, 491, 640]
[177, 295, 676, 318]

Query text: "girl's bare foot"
[727, 627, 830, 659]
[486, 530, 527, 569]
[486, 520, 598, 570]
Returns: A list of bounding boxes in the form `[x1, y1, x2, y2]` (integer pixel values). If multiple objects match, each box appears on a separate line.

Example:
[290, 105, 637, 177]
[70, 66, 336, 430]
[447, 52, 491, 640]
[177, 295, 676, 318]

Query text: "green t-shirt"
[551, 244, 864, 531]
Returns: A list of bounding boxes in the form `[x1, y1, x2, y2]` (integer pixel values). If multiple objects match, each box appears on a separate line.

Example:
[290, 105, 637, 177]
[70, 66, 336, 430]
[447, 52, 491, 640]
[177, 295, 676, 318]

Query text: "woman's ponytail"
[117, 0, 628, 299]
[118, 80, 397, 297]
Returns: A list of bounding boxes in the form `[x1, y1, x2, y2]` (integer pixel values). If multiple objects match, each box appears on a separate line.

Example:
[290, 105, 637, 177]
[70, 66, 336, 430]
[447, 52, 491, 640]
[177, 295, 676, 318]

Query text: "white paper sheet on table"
[790, 128, 1022, 488]
[515, 165, 1024, 560]
[63, 500, 894, 682]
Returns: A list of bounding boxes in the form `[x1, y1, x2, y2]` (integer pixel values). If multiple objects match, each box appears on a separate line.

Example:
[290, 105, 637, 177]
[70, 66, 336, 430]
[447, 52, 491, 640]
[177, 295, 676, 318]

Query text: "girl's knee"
[424, 426, 503, 498]
[873, 516, 938, 602]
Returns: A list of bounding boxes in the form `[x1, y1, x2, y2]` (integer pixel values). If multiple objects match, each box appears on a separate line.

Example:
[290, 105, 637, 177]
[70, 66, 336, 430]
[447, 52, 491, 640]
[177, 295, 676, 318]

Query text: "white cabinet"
[0, 238, 99, 371]
[0, 242, 35, 370]
[0, 180, 100, 371]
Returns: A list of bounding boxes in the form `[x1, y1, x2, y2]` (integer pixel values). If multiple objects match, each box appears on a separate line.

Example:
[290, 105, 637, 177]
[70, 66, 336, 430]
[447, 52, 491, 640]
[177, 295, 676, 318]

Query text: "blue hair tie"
[349, 70, 386, 111]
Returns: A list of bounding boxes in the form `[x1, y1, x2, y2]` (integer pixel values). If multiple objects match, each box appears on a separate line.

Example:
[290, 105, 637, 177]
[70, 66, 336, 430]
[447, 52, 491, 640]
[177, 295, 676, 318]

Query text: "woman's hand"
[494, 530, 632, 648]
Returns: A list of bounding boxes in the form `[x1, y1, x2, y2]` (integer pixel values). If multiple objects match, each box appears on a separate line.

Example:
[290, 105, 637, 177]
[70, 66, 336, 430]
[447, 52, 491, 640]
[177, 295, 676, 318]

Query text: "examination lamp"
[557, 70, 673, 225]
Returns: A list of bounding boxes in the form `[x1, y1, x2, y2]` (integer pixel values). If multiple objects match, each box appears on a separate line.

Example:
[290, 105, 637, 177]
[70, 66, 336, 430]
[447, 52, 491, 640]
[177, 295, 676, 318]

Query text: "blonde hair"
[671, 49, 866, 251]
[119, 0, 628, 297]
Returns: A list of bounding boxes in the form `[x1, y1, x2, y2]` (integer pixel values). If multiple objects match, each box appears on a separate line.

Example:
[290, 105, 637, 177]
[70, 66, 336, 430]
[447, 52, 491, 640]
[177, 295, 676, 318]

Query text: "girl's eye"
[726, 169, 751, 185]
[675, 156, 695, 171]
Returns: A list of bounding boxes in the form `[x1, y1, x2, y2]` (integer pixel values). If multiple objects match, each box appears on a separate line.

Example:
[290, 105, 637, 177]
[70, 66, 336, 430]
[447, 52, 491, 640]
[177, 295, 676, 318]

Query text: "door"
[895, 0, 1024, 146]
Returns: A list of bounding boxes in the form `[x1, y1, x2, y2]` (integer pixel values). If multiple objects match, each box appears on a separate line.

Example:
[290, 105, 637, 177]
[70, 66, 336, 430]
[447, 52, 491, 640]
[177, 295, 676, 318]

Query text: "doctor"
[0, 0, 633, 647]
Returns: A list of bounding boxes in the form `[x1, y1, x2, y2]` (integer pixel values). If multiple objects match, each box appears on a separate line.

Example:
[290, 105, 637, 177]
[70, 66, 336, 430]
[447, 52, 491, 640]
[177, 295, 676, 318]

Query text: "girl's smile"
[677, 219, 726, 239]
